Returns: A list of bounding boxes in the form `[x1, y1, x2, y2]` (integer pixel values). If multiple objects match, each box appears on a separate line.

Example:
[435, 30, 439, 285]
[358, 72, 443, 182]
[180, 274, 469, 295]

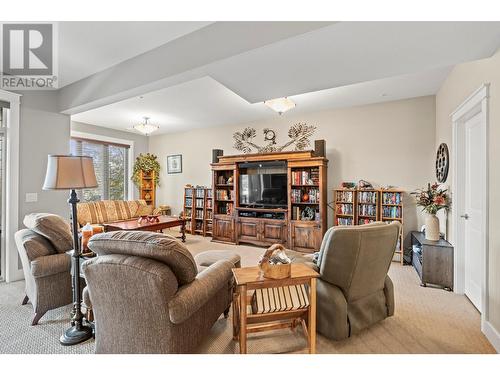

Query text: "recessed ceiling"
[208, 21, 500, 102]
[71, 66, 451, 135]
[58, 21, 212, 87]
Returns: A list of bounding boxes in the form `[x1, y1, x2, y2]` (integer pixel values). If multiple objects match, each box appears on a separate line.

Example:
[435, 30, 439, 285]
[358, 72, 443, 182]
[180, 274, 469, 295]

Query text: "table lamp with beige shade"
[43, 155, 97, 346]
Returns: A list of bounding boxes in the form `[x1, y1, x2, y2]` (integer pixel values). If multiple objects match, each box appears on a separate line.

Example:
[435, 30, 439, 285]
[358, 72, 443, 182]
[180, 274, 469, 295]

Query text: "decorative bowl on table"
[147, 214, 160, 223]
[137, 215, 149, 224]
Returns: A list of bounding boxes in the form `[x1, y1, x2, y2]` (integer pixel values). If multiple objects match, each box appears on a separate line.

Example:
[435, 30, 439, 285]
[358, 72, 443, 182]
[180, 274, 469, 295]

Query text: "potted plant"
[412, 183, 451, 241]
[132, 153, 160, 188]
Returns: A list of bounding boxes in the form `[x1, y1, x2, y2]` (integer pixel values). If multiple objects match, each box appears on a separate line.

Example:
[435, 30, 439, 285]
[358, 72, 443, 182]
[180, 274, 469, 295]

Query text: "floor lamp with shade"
[43, 155, 97, 345]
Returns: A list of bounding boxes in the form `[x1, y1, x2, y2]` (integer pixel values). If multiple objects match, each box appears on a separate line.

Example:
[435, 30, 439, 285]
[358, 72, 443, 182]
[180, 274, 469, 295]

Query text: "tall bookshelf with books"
[183, 186, 213, 236]
[212, 167, 236, 243]
[356, 189, 380, 225]
[288, 162, 327, 253]
[182, 187, 194, 234]
[332, 187, 405, 264]
[333, 189, 356, 226]
[380, 190, 404, 264]
[193, 186, 206, 235]
[204, 188, 213, 237]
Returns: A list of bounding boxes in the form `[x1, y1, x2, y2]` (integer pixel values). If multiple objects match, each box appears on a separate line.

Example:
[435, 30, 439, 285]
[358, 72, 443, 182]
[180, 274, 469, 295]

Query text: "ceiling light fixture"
[264, 97, 296, 115]
[133, 117, 159, 136]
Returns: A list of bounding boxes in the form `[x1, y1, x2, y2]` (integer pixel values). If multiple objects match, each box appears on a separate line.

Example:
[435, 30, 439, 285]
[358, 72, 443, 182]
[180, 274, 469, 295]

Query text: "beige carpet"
[0, 231, 495, 354]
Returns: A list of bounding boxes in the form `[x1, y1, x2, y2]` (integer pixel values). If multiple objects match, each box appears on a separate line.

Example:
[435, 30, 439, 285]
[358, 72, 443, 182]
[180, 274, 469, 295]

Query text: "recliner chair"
[83, 230, 240, 353]
[14, 213, 74, 325]
[287, 221, 401, 340]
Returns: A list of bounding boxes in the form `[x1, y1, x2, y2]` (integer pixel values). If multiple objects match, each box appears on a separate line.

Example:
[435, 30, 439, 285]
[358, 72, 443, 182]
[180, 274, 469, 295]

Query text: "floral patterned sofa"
[76, 200, 156, 226]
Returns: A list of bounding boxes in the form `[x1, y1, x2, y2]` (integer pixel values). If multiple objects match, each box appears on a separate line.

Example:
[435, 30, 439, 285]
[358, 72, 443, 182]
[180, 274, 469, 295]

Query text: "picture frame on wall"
[167, 154, 182, 174]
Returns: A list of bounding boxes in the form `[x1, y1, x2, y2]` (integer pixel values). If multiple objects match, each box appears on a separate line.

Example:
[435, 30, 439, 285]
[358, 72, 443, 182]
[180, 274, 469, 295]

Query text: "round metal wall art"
[435, 143, 449, 183]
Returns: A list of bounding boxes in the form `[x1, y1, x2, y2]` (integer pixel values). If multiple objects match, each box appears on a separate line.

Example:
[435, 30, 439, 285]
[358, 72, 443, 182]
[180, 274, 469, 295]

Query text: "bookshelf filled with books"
[290, 167, 321, 221]
[380, 190, 404, 264]
[288, 161, 327, 253]
[183, 186, 213, 236]
[357, 189, 379, 225]
[212, 167, 236, 243]
[182, 187, 194, 233]
[204, 188, 213, 237]
[333, 188, 356, 226]
[332, 187, 405, 264]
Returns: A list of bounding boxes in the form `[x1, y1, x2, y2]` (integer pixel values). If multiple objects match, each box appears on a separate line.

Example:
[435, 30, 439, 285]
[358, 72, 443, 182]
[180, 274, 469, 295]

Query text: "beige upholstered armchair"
[15, 214, 74, 325]
[288, 221, 401, 340]
[83, 231, 240, 354]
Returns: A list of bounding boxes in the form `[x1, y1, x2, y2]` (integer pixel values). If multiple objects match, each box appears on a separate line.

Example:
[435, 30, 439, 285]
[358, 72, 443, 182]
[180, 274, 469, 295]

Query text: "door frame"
[451, 83, 489, 320]
[0, 88, 22, 282]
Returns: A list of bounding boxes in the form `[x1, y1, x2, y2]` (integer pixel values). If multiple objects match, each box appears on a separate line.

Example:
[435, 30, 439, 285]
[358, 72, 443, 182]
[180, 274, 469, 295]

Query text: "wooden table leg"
[239, 285, 247, 354]
[232, 289, 238, 340]
[308, 278, 317, 354]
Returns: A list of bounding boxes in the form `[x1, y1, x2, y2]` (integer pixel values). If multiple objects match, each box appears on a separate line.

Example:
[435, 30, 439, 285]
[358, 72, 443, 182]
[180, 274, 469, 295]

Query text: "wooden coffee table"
[104, 215, 186, 242]
[232, 263, 319, 354]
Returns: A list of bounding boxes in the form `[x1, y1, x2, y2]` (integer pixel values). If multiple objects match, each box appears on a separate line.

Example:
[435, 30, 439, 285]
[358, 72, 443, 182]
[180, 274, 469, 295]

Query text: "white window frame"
[70, 131, 134, 200]
[0, 88, 21, 282]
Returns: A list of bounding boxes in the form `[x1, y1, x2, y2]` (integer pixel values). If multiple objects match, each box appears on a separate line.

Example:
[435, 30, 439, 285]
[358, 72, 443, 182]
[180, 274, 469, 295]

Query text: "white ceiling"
[72, 66, 451, 134]
[208, 21, 500, 103]
[70, 21, 500, 135]
[58, 21, 212, 87]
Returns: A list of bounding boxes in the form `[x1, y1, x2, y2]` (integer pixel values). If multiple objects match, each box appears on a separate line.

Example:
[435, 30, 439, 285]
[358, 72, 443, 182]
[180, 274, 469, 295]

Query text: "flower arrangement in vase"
[412, 183, 451, 241]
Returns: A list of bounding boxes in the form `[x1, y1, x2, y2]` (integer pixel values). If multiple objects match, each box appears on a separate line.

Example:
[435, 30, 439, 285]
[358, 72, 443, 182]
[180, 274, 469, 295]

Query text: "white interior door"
[463, 111, 485, 312]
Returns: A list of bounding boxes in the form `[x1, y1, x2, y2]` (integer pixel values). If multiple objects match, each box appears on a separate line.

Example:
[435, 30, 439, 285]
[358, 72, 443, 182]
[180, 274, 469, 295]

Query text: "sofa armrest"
[168, 259, 233, 324]
[31, 253, 70, 278]
[383, 275, 395, 316]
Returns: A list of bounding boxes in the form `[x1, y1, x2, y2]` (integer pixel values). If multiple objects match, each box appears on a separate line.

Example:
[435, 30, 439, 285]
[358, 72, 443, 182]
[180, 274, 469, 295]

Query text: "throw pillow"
[23, 213, 73, 253]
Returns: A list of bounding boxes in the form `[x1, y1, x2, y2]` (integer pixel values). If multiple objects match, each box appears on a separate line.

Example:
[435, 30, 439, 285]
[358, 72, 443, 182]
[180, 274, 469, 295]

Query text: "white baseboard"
[482, 320, 500, 353]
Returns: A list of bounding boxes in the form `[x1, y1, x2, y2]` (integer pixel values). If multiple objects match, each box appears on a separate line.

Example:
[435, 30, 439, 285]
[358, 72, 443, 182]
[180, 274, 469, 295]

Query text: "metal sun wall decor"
[233, 122, 316, 154]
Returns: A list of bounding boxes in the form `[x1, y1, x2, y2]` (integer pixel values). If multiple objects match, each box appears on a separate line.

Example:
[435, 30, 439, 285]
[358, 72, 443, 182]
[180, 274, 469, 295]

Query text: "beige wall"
[436, 50, 500, 334]
[149, 96, 436, 244]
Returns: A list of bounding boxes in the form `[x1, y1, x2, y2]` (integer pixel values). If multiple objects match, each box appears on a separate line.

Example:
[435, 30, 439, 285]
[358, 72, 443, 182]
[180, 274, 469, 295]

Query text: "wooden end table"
[231, 263, 319, 354]
[103, 215, 186, 242]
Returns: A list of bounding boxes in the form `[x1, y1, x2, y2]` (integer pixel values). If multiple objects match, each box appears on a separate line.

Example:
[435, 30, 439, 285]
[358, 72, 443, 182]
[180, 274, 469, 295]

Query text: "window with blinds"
[70, 137, 129, 202]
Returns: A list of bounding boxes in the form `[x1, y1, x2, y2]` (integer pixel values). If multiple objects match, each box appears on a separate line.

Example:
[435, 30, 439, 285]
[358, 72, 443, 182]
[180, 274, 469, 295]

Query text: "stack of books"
[251, 284, 310, 314]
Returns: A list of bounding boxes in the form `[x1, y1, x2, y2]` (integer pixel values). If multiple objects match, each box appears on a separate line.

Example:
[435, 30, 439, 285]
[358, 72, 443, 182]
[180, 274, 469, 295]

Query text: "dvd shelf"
[357, 189, 379, 225]
[183, 186, 213, 236]
[333, 188, 356, 226]
[381, 190, 404, 264]
[333, 188, 404, 264]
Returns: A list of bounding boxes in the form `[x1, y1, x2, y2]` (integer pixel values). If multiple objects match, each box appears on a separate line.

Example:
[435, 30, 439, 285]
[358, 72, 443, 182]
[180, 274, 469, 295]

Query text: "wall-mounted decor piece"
[167, 154, 183, 174]
[435, 143, 449, 183]
[233, 122, 316, 154]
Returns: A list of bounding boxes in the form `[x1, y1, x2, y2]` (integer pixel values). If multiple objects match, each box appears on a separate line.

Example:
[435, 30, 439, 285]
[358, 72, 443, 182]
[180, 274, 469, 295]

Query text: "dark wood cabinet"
[213, 216, 235, 243]
[411, 231, 453, 291]
[262, 220, 287, 244]
[236, 217, 287, 247]
[290, 221, 321, 253]
[237, 218, 260, 243]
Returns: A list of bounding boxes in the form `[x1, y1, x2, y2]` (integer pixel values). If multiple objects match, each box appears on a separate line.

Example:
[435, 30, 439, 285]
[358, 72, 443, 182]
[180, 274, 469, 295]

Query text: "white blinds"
[70, 138, 129, 201]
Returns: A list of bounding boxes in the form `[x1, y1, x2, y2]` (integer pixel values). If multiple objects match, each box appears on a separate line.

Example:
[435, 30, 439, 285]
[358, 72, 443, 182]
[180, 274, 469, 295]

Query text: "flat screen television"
[239, 161, 287, 208]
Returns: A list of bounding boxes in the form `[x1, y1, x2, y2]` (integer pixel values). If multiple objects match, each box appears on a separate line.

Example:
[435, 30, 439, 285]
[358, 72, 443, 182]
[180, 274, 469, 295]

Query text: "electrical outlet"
[25, 193, 38, 203]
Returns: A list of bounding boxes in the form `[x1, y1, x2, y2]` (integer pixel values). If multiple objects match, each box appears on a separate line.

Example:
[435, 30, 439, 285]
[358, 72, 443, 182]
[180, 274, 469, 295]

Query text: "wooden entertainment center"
[211, 150, 328, 253]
